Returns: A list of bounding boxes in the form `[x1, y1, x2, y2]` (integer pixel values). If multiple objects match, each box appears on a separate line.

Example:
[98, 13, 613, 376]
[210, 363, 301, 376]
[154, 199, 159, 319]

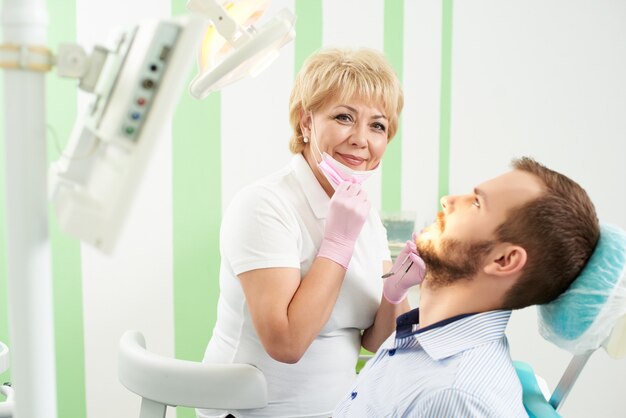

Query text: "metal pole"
[1, 0, 58, 416]
[549, 351, 594, 411]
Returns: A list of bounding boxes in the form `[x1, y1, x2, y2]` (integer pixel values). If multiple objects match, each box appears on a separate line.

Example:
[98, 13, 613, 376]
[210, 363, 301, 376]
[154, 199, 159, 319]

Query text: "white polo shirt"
[198, 154, 391, 418]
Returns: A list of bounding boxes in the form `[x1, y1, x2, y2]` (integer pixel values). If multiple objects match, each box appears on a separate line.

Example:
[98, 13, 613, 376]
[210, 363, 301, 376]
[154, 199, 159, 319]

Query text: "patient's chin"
[417, 238, 494, 289]
[416, 225, 438, 243]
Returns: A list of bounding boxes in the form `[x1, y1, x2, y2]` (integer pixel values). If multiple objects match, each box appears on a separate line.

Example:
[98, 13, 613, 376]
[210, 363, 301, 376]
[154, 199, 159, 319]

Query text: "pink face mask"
[309, 112, 380, 189]
[317, 152, 376, 187]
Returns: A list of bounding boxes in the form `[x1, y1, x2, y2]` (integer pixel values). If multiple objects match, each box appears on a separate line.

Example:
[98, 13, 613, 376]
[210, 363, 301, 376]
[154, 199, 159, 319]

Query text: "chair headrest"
[538, 223, 626, 354]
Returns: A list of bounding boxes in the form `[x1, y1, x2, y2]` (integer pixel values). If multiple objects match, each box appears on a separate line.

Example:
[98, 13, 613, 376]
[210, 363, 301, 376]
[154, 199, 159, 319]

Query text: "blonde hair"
[288, 48, 404, 153]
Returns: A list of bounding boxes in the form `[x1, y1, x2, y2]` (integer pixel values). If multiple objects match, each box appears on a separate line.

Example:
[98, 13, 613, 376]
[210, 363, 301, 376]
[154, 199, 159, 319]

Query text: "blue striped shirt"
[333, 309, 528, 418]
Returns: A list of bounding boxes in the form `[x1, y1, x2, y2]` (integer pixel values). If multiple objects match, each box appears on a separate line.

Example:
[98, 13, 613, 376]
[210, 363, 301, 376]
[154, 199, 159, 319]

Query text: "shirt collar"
[291, 153, 329, 219]
[395, 308, 512, 361]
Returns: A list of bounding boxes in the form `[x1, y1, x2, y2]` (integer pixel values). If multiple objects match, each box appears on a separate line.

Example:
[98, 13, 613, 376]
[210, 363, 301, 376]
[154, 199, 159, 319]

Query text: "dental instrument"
[396, 261, 415, 285]
[381, 253, 412, 278]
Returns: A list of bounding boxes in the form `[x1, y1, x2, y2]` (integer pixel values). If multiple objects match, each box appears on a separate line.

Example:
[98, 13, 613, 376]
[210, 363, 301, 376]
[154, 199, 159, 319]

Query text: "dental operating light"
[188, 0, 295, 99]
[49, 0, 295, 254]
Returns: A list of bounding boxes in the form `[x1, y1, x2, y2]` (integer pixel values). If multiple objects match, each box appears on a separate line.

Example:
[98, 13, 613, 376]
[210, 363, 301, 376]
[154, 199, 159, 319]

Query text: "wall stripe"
[171, 3, 222, 418]
[294, 0, 323, 72]
[0, 30, 7, 391]
[438, 0, 454, 199]
[382, 0, 404, 212]
[47, 1, 87, 416]
[402, 1, 442, 229]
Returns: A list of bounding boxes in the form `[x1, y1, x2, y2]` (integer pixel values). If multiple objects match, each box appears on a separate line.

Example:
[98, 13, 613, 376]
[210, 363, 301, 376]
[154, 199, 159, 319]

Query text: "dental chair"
[513, 223, 626, 417]
[118, 331, 267, 418]
[0, 341, 14, 418]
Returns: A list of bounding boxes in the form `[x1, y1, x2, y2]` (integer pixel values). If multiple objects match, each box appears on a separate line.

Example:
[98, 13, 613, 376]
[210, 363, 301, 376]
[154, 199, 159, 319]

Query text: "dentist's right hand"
[318, 181, 370, 269]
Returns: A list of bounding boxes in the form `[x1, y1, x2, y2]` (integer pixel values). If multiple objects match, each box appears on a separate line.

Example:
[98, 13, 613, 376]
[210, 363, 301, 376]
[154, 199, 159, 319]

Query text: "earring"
[303, 136, 309, 143]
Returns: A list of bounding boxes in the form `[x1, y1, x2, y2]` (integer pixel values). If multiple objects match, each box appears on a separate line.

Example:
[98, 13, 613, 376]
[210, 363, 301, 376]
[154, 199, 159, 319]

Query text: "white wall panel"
[402, 0, 442, 228]
[221, 0, 295, 211]
[451, 1, 626, 417]
[323, 0, 385, 210]
[76, 0, 175, 416]
[322, 0, 384, 49]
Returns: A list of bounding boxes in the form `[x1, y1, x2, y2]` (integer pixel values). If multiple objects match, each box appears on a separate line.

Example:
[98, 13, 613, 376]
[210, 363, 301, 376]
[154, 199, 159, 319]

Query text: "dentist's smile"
[336, 153, 366, 168]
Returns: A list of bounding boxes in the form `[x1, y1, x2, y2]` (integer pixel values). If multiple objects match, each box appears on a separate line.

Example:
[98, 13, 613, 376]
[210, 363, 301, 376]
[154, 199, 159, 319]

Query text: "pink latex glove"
[383, 235, 426, 304]
[318, 181, 371, 269]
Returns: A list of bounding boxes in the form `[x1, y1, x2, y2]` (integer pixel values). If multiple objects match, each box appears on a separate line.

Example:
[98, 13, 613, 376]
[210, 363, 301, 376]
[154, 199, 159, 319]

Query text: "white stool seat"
[118, 330, 267, 417]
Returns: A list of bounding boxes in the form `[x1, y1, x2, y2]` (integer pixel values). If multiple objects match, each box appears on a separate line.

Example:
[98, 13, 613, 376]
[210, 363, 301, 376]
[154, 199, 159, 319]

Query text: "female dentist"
[198, 47, 425, 418]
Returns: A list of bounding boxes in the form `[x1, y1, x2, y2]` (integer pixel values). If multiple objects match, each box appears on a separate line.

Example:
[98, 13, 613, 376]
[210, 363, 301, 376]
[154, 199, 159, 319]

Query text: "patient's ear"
[483, 244, 527, 277]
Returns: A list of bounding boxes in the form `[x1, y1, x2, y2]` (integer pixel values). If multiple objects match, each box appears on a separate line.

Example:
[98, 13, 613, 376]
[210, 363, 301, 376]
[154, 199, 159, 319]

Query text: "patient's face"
[415, 169, 544, 283]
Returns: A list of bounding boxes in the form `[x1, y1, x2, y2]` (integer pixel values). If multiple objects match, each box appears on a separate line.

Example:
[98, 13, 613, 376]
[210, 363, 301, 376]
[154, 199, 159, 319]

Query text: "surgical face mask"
[309, 112, 379, 188]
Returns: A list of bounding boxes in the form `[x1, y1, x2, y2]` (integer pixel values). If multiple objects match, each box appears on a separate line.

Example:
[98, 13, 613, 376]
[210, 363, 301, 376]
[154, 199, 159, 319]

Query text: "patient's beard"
[416, 237, 494, 289]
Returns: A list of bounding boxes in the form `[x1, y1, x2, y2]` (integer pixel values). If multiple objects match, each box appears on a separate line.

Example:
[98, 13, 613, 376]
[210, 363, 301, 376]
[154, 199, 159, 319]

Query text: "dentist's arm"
[362, 239, 426, 352]
[239, 182, 369, 364]
[361, 259, 409, 352]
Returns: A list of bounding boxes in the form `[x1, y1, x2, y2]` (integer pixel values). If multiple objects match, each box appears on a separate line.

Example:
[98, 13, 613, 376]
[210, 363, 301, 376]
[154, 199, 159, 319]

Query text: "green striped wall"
[382, 0, 404, 212]
[172, 2, 222, 417]
[46, 1, 87, 416]
[438, 0, 454, 200]
[294, 0, 323, 72]
[0, 13, 7, 393]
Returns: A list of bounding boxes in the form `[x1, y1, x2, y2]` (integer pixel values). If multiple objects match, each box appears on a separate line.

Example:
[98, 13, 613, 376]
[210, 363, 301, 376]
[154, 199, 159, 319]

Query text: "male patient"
[333, 157, 600, 417]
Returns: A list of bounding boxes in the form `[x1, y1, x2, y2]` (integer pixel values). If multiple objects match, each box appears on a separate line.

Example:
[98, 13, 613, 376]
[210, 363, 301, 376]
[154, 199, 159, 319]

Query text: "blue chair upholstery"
[513, 361, 561, 418]
[515, 224, 626, 417]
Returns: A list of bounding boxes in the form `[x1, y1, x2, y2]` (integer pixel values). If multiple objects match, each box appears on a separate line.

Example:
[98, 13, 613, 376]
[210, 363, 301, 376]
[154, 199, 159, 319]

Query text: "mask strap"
[308, 111, 324, 164]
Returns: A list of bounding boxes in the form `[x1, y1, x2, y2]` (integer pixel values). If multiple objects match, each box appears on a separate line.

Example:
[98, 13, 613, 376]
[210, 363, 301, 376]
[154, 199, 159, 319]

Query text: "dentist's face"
[302, 98, 389, 172]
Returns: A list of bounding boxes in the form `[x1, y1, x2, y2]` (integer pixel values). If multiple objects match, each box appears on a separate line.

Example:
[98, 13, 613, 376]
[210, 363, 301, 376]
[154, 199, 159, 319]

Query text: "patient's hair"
[288, 47, 404, 153]
[499, 157, 600, 310]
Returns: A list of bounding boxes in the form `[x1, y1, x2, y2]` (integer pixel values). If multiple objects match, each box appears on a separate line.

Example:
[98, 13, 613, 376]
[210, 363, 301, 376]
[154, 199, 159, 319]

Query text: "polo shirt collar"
[291, 153, 329, 219]
[395, 308, 512, 361]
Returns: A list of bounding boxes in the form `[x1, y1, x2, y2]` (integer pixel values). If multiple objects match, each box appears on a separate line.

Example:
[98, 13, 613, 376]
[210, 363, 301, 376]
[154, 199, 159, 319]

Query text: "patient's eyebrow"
[474, 187, 488, 208]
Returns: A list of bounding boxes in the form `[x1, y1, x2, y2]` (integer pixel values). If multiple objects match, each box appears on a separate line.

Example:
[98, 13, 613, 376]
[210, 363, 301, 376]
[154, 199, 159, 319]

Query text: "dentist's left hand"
[318, 181, 370, 269]
[383, 234, 426, 304]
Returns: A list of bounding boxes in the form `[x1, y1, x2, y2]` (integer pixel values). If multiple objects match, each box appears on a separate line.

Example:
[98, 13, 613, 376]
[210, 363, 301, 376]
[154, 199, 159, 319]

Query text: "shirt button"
[351, 391, 357, 400]
[388, 348, 397, 356]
